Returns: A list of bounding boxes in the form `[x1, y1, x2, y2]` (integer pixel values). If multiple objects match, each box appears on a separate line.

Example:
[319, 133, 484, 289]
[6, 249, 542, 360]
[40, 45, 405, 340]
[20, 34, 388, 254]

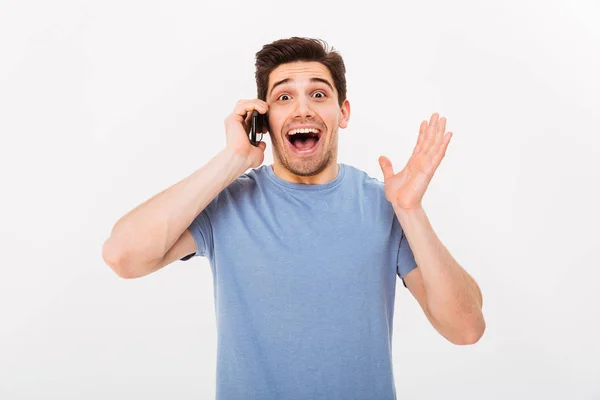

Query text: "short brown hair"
[254, 37, 347, 107]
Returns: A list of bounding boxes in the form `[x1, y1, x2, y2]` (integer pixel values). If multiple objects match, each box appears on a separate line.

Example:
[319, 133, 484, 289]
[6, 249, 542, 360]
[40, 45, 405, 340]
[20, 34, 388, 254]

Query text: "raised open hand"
[378, 113, 453, 211]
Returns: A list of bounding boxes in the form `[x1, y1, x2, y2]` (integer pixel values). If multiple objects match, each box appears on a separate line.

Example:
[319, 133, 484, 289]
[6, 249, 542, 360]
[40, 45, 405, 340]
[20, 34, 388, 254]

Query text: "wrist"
[393, 204, 424, 217]
[218, 147, 252, 180]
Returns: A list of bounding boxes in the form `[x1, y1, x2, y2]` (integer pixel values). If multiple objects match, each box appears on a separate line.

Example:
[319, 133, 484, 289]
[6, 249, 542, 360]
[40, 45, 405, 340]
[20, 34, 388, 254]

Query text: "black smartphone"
[250, 110, 267, 146]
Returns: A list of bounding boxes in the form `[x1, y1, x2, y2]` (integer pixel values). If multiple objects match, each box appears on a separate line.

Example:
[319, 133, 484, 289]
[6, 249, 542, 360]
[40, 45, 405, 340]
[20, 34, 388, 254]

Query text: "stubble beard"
[271, 130, 337, 178]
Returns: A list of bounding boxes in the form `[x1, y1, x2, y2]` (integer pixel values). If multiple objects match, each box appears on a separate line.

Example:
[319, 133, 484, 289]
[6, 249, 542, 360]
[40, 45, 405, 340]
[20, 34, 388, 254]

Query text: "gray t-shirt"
[182, 163, 417, 399]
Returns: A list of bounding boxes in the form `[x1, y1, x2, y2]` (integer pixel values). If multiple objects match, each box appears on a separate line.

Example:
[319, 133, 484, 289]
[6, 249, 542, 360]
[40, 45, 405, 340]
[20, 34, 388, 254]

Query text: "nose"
[293, 95, 314, 120]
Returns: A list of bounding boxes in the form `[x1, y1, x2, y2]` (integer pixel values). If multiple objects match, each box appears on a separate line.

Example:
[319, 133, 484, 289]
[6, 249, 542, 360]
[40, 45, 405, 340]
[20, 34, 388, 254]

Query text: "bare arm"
[102, 99, 270, 279]
[102, 148, 250, 278]
[378, 112, 484, 344]
[396, 206, 485, 345]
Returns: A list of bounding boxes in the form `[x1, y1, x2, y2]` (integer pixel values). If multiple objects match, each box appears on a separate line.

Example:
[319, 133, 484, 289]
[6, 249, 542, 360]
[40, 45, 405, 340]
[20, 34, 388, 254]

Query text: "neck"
[271, 161, 339, 185]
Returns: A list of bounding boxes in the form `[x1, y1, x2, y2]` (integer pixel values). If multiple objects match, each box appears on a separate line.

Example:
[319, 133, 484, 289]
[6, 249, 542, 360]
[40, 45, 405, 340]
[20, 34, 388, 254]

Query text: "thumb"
[378, 156, 394, 182]
[258, 141, 267, 151]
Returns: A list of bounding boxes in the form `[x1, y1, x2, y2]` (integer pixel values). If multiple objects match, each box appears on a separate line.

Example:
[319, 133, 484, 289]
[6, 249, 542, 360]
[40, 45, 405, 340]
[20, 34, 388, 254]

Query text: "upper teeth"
[288, 128, 320, 135]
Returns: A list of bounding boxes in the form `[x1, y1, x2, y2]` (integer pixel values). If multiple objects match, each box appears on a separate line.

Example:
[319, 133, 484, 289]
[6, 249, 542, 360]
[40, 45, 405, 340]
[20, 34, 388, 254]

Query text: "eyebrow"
[268, 77, 335, 97]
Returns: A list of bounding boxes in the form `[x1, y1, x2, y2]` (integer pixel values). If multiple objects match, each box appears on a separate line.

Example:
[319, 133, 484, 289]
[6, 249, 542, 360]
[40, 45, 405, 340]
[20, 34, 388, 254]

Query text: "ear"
[339, 99, 350, 129]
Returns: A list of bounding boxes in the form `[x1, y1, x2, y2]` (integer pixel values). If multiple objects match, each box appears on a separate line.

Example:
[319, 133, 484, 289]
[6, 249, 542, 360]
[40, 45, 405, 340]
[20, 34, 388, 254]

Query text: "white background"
[1, 0, 599, 399]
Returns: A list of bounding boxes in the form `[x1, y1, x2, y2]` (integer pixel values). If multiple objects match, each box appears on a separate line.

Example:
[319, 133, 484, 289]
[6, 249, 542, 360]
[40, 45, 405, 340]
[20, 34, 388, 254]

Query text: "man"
[102, 37, 485, 399]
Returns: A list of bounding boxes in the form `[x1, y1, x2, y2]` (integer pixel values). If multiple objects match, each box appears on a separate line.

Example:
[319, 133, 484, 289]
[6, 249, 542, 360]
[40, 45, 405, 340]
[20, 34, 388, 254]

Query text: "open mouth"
[285, 128, 322, 153]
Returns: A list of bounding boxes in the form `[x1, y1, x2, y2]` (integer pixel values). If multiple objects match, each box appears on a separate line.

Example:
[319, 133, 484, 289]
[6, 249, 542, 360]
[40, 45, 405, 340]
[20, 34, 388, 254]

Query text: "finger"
[413, 120, 428, 155]
[442, 131, 452, 154]
[378, 156, 394, 182]
[433, 131, 452, 166]
[235, 100, 269, 134]
[423, 112, 439, 153]
[433, 116, 446, 149]
[429, 112, 438, 127]
[232, 99, 269, 121]
[244, 111, 253, 127]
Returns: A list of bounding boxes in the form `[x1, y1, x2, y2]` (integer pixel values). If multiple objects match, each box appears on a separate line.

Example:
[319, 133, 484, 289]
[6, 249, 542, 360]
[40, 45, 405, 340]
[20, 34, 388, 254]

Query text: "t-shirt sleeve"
[179, 197, 218, 261]
[396, 230, 418, 288]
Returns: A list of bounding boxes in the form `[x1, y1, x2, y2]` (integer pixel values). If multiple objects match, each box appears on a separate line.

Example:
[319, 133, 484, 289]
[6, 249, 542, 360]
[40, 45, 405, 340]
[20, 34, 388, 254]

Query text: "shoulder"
[202, 166, 266, 216]
[344, 163, 386, 198]
[342, 164, 394, 221]
[221, 165, 267, 196]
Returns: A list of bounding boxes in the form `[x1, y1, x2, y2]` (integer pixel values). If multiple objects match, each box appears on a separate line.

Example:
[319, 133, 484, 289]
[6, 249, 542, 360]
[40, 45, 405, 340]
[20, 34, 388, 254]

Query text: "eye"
[313, 91, 326, 99]
[278, 94, 291, 101]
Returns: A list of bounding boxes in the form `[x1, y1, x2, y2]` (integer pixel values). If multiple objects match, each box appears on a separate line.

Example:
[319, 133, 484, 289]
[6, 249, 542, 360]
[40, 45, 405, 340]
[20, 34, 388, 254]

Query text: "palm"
[379, 113, 453, 210]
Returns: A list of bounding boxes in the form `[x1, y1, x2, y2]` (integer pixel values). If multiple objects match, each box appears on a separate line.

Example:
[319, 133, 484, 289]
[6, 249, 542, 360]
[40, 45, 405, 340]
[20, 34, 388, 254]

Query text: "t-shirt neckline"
[264, 163, 346, 191]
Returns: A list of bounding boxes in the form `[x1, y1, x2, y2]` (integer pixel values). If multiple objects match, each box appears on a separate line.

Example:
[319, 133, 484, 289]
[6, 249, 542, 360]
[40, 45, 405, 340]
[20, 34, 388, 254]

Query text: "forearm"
[103, 148, 249, 271]
[394, 205, 484, 339]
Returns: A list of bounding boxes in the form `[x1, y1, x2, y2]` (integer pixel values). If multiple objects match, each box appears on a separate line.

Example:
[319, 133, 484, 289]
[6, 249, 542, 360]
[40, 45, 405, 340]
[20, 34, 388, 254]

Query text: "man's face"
[265, 61, 350, 177]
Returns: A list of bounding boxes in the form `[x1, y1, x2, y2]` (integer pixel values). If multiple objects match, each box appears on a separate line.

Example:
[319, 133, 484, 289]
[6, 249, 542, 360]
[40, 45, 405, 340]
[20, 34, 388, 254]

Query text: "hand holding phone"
[224, 99, 269, 169]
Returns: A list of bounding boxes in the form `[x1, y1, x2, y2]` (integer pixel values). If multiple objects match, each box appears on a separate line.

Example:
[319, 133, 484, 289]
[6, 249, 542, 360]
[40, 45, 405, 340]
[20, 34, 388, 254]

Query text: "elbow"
[102, 239, 139, 279]
[452, 318, 486, 346]
[112, 265, 140, 280]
